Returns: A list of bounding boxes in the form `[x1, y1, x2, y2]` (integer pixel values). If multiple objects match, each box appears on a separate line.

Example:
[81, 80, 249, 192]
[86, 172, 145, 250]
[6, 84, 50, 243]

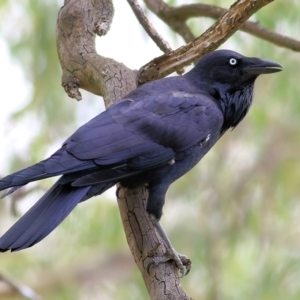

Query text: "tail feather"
[0, 147, 97, 195]
[0, 185, 25, 199]
[0, 162, 46, 193]
[0, 179, 90, 252]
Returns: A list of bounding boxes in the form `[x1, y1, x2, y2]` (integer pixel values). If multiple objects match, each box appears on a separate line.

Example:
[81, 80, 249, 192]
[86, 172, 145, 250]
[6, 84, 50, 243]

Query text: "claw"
[147, 214, 192, 277]
[147, 248, 192, 277]
[116, 186, 122, 199]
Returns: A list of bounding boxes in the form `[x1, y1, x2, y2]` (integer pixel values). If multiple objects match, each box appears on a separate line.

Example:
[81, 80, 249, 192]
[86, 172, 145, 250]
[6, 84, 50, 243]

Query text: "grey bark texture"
[56, 0, 274, 298]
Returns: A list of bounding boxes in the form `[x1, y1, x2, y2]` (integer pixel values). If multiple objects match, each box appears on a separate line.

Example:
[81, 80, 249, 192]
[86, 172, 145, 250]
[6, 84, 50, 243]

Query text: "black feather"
[0, 180, 89, 251]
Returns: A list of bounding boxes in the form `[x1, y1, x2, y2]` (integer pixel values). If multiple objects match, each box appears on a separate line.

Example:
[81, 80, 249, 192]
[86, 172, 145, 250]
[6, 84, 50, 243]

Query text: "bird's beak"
[244, 58, 283, 75]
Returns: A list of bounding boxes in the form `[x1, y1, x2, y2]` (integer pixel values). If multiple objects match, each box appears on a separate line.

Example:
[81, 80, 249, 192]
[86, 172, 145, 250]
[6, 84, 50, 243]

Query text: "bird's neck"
[217, 83, 254, 131]
[184, 71, 255, 130]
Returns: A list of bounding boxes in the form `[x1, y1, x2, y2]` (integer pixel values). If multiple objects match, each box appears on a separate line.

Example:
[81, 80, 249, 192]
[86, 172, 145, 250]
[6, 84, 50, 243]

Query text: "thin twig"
[144, 0, 196, 43]
[0, 272, 42, 300]
[144, 0, 300, 51]
[127, 0, 172, 54]
[241, 19, 300, 51]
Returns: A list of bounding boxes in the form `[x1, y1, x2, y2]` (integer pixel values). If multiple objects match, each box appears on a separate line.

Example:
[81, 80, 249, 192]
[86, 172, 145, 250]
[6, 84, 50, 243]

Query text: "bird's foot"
[147, 247, 191, 277]
[147, 214, 192, 277]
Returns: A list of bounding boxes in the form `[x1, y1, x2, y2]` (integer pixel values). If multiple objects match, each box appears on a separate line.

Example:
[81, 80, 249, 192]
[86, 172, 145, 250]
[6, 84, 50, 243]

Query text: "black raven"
[0, 50, 282, 276]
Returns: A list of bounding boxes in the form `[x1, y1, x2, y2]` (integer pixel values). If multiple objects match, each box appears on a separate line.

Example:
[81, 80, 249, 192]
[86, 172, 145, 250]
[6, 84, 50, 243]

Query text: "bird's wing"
[65, 90, 224, 169]
[0, 91, 223, 192]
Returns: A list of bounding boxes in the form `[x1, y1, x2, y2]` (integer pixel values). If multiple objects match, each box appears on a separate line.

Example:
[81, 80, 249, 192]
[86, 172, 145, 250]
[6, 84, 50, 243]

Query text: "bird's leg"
[147, 214, 192, 277]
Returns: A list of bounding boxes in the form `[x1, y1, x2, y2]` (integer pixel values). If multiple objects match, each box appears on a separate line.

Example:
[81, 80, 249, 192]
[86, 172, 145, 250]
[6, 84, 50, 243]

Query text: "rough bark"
[56, 0, 137, 105]
[56, 0, 275, 299]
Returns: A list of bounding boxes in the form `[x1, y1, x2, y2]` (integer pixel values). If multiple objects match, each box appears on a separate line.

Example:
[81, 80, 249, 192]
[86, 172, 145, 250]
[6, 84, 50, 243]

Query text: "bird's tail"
[0, 147, 95, 198]
[0, 179, 91, 252]
[0, 161, 48, 198]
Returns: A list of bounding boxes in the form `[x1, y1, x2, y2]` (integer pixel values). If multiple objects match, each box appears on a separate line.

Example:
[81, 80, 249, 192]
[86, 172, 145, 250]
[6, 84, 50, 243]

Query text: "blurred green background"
[0, 0, 299, 299]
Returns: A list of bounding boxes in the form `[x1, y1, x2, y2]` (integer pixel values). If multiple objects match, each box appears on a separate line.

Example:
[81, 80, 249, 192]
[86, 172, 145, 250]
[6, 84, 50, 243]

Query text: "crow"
[0, 50, 282, 276]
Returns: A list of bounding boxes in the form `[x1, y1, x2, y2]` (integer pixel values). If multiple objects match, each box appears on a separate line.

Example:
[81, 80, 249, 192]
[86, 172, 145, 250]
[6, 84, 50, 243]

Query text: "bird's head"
[185, 49, 283, 129]
[188, 49, 283, 89]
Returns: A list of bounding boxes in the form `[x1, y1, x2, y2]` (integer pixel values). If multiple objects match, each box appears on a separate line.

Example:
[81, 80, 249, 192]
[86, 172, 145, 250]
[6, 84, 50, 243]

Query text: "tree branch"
[127, 0, 172, 54]
[56, 0, 137, 106]
[0, 272, 41, 300]
[144, 0, 196, 43]
[144, 0, 300, 50]
[139, 0, 275, 84]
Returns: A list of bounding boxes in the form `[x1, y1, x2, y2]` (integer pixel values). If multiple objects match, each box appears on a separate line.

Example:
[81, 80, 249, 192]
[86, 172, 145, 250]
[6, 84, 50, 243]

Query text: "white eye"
[229, 58, 238, 66]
